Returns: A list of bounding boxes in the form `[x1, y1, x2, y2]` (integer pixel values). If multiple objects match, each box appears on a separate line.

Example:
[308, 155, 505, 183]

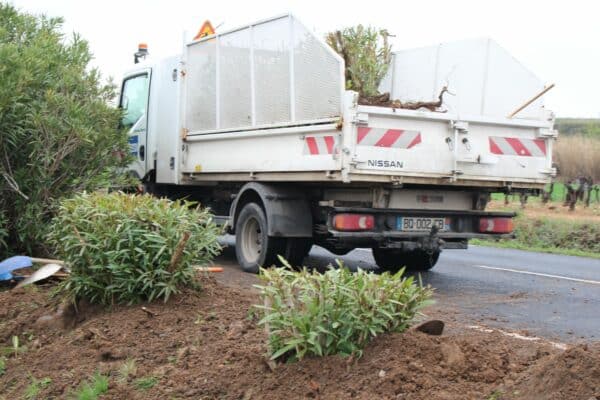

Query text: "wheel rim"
[240, 216, 262, 264]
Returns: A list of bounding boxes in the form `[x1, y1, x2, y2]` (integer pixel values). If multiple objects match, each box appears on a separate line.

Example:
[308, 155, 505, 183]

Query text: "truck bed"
[176, 13, 555, 191]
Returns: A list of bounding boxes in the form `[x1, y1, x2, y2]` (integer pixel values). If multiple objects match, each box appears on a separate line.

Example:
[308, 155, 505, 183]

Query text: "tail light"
[333, 214, 375, 231]
[479, 217, 514, 233]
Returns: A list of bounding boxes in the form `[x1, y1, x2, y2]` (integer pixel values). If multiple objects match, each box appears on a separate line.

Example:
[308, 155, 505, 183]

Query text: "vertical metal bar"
[480, 38, 491, 115]
[215, 34, 220, 129]
[389, 53, 396, 99]
[288, 15, 296, 122]
[249, 25, 256, 126]
[433, 43, 441, 99]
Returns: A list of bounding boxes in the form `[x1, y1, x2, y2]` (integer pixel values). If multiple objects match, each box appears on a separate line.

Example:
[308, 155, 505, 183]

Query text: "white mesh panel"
[293, 19, 341, 121]
[252, 18, 291, 125]
[219, 29, 252, 129]
[183, 14, 343, 133]
[186, 39, 216, 131]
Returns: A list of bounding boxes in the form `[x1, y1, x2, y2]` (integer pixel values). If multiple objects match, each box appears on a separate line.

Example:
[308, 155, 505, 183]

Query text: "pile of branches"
[359, 86, 450, 112]
[326, 25, 448, 112]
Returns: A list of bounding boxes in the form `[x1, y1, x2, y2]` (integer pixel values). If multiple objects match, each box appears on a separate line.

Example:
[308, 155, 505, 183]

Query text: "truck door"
[120, 71, 151, 179]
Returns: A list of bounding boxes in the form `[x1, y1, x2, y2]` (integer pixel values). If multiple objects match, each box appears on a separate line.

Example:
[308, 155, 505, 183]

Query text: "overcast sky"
[9, 0, 600, 118]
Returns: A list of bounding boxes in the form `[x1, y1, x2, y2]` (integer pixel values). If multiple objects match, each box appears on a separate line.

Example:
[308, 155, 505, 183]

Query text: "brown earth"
[1, 276, 599, 400]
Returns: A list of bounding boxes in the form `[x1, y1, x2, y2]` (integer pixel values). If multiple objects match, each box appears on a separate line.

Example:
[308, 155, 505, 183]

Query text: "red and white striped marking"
[303, 135, 336, 155]
[357, 127, 422, 149]
[489, 136, 546, 157]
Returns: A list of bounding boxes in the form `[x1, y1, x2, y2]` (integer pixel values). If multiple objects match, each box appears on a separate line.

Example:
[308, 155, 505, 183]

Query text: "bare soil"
[1, 276, 598, 400]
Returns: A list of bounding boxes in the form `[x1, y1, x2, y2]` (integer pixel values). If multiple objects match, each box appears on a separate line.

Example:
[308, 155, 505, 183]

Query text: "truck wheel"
[235, 203, 284, 273]
[282, 238, 312, 268]
[404, 250, 440, 271]
[372, 248, 406, 273]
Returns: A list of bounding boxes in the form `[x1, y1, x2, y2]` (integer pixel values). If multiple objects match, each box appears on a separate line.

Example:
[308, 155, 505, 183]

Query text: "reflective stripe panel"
[489, 136, 546, 157]
[357, 127, 422, 149]
[303, 135, 336, 155]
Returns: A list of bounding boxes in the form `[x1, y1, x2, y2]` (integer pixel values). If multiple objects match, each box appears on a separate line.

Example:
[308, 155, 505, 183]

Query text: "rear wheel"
[404, 249, 440, 271]
[281, 238, 312, 268]
[372, 248, 440, 272]
[235, 203, 284, 273]
[372, 248, 406, 273]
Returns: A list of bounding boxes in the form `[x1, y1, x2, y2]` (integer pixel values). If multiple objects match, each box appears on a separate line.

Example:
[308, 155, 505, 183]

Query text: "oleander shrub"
[0, 4, 131, 258]
[255, 260, 433, 361]
[47, 192, 221, 305]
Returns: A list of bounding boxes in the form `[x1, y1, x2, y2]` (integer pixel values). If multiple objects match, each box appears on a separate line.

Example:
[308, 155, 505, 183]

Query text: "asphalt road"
[216, 237, 600, 342]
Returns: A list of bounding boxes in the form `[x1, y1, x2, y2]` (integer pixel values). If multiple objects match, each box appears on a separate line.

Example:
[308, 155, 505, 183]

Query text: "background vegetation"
[473, 214, 600, 258]
[48, 192, 221, 305]
[0, 3, 130, 257]
[554, 118, 600, 137]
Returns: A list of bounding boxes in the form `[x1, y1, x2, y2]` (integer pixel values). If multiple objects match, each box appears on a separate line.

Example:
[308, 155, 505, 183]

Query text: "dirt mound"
[0, 279, 597, 399]
[504, 344, 600, 399]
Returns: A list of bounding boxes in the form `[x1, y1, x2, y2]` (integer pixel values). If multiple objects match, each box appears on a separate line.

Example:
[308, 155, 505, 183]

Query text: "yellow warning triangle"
[193, 20, 215, 40]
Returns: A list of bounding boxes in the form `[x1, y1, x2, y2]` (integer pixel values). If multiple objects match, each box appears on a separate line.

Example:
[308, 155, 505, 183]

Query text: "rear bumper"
[319, 207, 515, 251]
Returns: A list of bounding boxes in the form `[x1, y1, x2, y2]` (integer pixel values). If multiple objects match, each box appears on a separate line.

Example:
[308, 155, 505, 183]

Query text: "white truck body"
[120, 14, 557, 272]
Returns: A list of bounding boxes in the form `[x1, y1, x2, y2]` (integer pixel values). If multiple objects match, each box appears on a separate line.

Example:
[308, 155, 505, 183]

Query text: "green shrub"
[47, 192, 221, 305]
[326, 25, 391, 98]
[255, 261, 433, 361]
[0, 4, 131, 258]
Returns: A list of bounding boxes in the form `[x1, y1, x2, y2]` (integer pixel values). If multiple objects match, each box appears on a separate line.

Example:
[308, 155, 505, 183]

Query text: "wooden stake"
[507, 83, 555, 118]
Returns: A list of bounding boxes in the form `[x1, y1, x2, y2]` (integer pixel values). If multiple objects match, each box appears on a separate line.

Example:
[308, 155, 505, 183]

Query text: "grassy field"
[475, 199, 600, 258]
[491, 183, 569, 203]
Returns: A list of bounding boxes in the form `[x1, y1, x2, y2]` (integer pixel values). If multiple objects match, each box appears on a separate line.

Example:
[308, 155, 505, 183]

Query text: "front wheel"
[235, 203, 284, 273]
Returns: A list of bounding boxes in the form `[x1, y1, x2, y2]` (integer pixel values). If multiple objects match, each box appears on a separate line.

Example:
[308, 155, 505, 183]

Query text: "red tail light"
[479, 217, 514, 233]
[333, 214, 375, 231]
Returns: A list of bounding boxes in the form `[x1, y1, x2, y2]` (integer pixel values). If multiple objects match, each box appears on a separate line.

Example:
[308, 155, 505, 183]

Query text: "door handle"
[139, 145, 145, 161]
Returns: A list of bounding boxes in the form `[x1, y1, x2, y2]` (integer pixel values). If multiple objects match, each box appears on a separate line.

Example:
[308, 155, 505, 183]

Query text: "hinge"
[537, 128, 558, 138]
[181, 127, 189, 140]
[353, 112, 369, 126]
[451, 120, 469, 133]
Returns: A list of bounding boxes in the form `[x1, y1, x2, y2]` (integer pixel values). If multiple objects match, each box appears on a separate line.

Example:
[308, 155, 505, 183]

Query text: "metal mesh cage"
[184, 14, 344, 134]
[186, 39, 216, 131]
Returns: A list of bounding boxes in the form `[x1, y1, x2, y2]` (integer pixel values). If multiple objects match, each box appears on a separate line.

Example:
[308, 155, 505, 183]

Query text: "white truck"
[119, 14, 557, 272]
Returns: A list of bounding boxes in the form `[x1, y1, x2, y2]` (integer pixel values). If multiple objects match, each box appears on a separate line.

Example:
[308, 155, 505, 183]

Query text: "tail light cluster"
[333, 213, 374, 231]
[479, 217, 514, 233]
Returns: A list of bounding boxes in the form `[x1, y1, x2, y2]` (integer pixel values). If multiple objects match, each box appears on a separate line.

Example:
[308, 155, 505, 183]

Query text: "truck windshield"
[120, 74, 149, 128]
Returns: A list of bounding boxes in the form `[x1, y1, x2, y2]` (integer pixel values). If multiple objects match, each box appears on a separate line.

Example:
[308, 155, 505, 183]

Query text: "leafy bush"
[255, 261, 433, 361]
[47, 192, 221, 305]
[0, 4, 131, 258]
[326, 25, 391, 98]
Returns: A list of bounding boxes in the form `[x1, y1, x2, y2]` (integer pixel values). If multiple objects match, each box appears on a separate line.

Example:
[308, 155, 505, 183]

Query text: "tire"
[372, 248, 440, 273]
[372, 248, 406, 273]
[235, 203, 284, 273]
[404, 249, 440, 271]
[281, 238, 312, 268]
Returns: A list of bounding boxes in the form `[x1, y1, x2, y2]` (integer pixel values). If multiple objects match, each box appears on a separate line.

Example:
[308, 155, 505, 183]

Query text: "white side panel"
[383, 38, 545, 120]
[350, 106, 553, 184]
[182, 127, 340, 173]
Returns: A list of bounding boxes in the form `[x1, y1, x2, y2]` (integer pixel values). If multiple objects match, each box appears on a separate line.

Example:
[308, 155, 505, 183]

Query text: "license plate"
[397, 217, 448, 232]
